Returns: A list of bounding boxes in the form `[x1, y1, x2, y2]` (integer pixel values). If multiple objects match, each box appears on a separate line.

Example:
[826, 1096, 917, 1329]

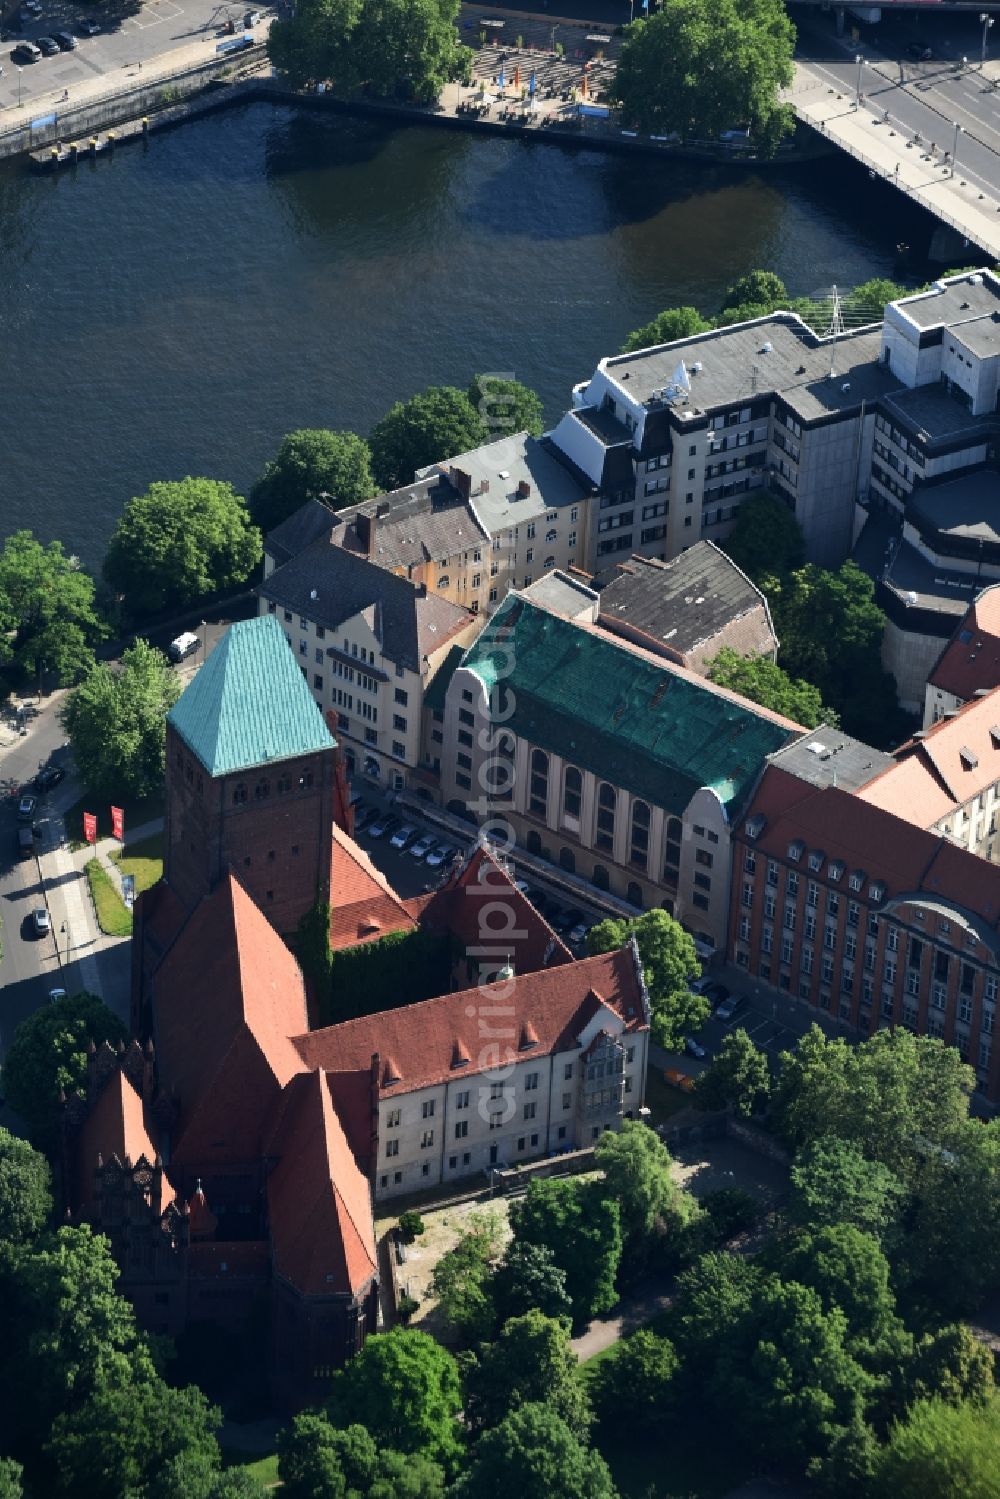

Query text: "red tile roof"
[291, 947, 648, 1096]
[418, 844, 572, 974]
[74, 1068, 173, 1214]
[328, 825, 416, 952]
[154, 873, 309, 1165]
[928, 585, 1000, 701]
[266, 1069, 378, 1297]
[858, 686, 1000, 827]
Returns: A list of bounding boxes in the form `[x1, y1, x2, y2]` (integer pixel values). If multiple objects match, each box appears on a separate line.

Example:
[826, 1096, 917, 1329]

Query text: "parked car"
[17, 794, 36, 821]
[10, 40, 41, 61]
[52, 30, 77, 49]
[663, 1067, 696, 1094]
[36, 36, 61, 55]
[568, 920, 590, 947]
[23, 1, 43, 15]
[351, 800, 373, 830]
[684, 1036, 707, 1059]
[243, 8, 263, 24]
[32, 907, 51, 936]
[17, 827, 34, 859]
[389, 823, 417, 850]
[366, 812, 399, 840]
[49, 988, 67, 1002]
[715, 994, 741, 1022]
[409, 832, 437, 860]
[76, 17, 101, 34]
[425, 841, 456, 868]
[703, 981, 730, 1007]
[168, 631, 200, 662]
[33, 765, 65, 793]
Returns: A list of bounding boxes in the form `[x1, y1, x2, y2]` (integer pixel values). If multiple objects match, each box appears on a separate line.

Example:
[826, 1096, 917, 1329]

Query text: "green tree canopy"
[369, 386, 487, 491]
[708, 648, 836, 729]
[464, 1311, 591, 1438]
[278, 1415, 377, 1499]
[903, 1118, 1000, 1313]
[509, 1178, 622, 1326]
[0, 1129, 52, 1245]
[905, 1324, 995, 1410]
[788, 1135, 906, 1243]
[490, 1241, 572, 1328]
[249, 429, 374, 532]
[428, 1209, 503, 1344]
[467, 375, 544, 439]
[0, 1460, 21, 1499]
[693, 1027, 771, 1118]
[768, 1224, 904, 1363]
[103, 478, 262, 617]
[0, 530, 105, 688]
[61, 638, 181, 800]
[593, 1119, 679, 1245]
[589, 1328, 679, 1431]
[2, 992, 126, 1151]
[452, 1403, 618, 1499]
[620, 306, 712, 354]
[586, 908, 706, 1050]
[268, 0, 470, 99]
[843, 278, 909, 324]
[872, 1395, 1000, 1499]
[325, 1328, 463, 1474]
[720, 491, 804, 584]
[613, 0, 795, 148]
[722, 270, 788, 312]
[369, 1449, 445, 1499]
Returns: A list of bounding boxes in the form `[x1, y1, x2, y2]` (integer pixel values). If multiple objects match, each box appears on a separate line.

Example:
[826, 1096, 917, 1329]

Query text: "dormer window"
[828, 860, 845, 882]
[849, 870, 866, 892]
[808, 850, 825, 872]
[745, 815, 765, 840]
[960, 746, 979, 770]
[788, 840, 804, 862]
[869, 881, 886, 903]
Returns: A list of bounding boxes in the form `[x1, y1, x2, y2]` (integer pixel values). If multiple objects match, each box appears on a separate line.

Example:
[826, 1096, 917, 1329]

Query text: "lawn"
[64, 789, 164, 848]
[84, 858, 132, 937]
[111, 831, 164, 894]
[229, 1454, 280, 1488]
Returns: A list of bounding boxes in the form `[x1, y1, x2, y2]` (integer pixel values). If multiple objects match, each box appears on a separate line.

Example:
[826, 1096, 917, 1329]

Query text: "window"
[385, 1139, 399, 1158]
[562, 1092, 572, 1109]
[563, 765, 582, 823]
[455, 1121, 468, 1139]
[564, 1063, 574, 1080]
[386, 1109, 400, 1128]
[421, 1130, 434, 1148]
[392, 741, 406, 760]
[630, 799, 650, 870]
[524, 1102, 537, 1120]
[392, 714, 407, 732]
[596, 782, 617, 852]
[529, 749, 549, 818]
[422, 1099, 435, 1118]
[525, 1071, 539, 1090]
[456, 1090, 470, 1109]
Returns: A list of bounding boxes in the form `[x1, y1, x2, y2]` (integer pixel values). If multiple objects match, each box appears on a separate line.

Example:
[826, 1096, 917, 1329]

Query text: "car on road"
[10, 40, 41, 61]
[409, 832, 437, 860]
[17, 794, 36, 821]
[35, 35, 61, 55]
[389, 823, 417, 850]
[76, 17, 101, 34]
[366, 812, 399, 840]
[684, 1036, 707, 1059]
[907, 43, 932, 60]
[52, 30, 77, 49]
[663, 1067, 696, 1094]
[17, 827, 34, 859]
[715, 993, 741, 1021]
[169, 631, 200, 662]
[32, 907, 51, 936]
[425, 841, 456, 869]
[33, 765, 65, 793]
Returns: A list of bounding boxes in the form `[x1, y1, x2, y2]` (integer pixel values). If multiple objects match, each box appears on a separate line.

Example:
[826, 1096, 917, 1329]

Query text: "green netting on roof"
[168, 614, 335, 777]
[461, 595, 795, 816]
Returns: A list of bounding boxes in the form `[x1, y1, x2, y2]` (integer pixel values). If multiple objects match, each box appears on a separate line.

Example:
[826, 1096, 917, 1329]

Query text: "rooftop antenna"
[825, 284, 845, 378]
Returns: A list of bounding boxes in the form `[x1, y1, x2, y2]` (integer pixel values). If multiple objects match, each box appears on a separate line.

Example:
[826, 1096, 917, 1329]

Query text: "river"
[0, 102, 936, 569]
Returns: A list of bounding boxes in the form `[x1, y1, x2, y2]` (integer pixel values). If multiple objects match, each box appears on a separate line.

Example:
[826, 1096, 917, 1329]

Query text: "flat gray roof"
[770, 731, 895, 792]
[950, 315, 1000, 360]
[884, 537, 980, 619]
[894, 274, 1000, 331]
[912, 471, 1000, 545]
[421, 433, 588, 531]
[523, 571, 599, 617]
[605, 316, 890, 423]
[880, 384, 997, 444]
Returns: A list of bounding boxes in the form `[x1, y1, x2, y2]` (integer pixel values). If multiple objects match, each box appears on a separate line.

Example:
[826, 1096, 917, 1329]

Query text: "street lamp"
[952, 120, 962, 176]
[16, 67, 22, 109]
[855, 53, 864, 109]
[982, 12, 994, 65]
[60, 922, 70, 961]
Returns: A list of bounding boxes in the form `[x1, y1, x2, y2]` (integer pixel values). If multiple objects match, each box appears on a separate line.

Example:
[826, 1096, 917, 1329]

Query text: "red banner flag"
[111, 805, 124, 843]
[83, 812, 97, 845]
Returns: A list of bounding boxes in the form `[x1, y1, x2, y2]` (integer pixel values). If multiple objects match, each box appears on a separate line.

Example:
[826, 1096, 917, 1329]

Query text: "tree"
[589, 1328, 678, 1430]
[61, 639, 181, 800]
[906, 1323, 995, 1411]
[467, 375, 544, 439]
[490, 1242, 572, 1328]
[720, 491, 804, 584]
[0, 1460, 22, 1499]
[249, 429, 374, 532]
[586, 909, 707, 1050]
[509, 1178, 622, 1326]
[267, 0, 361, 90]
[325, 1328, 463, 1474]
[593, 1120, 678, 1245]
[103, 478, 262, 617]
[429, 1209, 503, 1343]
[620, 306, 712, 354]
[47, 1375, 221, 1499]
[452, 1403, 618, 1499]
[722, 270, 789, 312]
[464, 1312, 591, 1438]
[708, 649, 835, 729]
[369, 386, 487, 491]
[0, 1129, 52, 1244]
[872, 1395, 1000, 1499]
[789, 1136, 906, 1244]
[843, 278, 909, 325]
[149, 1450, 268, 1499]
[613, 0, 795, 149]
[694, 1028, 771, 1118]
[273, 0, 472, 102]
[369, 1449, 445, 1499]
[278, 1415, 377, 1499]
[0, 530, 105, 688]
[1, 992, 126, 1150]
[670, 1252, 763, 1376]
[769, 1225, 904, 1362]
[903, 1119, 1000, 1312]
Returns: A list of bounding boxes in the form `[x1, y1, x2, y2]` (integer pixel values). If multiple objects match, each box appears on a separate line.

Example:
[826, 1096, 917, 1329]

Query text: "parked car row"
[10, 30, 76, 63]
[352, 804, 459, 869]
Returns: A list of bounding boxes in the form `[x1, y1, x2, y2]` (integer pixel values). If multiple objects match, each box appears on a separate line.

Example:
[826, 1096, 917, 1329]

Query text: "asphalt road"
[796, 9, 1000, 210]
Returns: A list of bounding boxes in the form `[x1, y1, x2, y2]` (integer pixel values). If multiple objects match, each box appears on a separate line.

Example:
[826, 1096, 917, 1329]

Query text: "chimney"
[517, 479, 531, 499]
[452, 467, 473, 500]
[480, 477, 490, 493]
[356, 512, 377, 558]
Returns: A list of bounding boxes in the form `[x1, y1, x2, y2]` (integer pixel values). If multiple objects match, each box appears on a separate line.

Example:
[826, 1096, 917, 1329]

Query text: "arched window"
[562, 766, 582, 826]
[593, 863, 610, 891]
[255, 780, 270, 800]
[629, 799, 650, 870]
[595, 782, 616, 853]
[664, 815, 682, 881]
[529, 749, 549, 819]
[276, 775, 291, 795]
[559, 847, 576, 874]
[233, 783, 247, 806]
[627, 881, 644, 909]
[526, 830, 543, 855]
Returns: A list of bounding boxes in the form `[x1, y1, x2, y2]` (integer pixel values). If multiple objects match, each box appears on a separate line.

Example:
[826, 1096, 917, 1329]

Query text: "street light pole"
[16, 67, 22, 109]
[952, 120, 962, 176]
[855, 53, 864, 108]
[982, 12, 994, 66]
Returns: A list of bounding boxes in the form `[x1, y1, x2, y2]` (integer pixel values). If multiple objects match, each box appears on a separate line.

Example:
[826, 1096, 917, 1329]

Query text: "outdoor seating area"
[470, 41, 618, 111]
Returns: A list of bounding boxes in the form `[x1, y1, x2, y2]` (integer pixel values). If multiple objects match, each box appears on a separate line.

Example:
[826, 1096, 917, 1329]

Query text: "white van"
[168, 631, 200, 662]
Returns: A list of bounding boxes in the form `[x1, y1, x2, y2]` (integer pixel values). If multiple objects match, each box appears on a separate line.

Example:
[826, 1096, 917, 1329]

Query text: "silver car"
[425, 842, 456, 869]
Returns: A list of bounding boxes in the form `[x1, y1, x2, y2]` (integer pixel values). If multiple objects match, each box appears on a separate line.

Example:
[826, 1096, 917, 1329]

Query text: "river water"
[0, 102, 933, 569]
